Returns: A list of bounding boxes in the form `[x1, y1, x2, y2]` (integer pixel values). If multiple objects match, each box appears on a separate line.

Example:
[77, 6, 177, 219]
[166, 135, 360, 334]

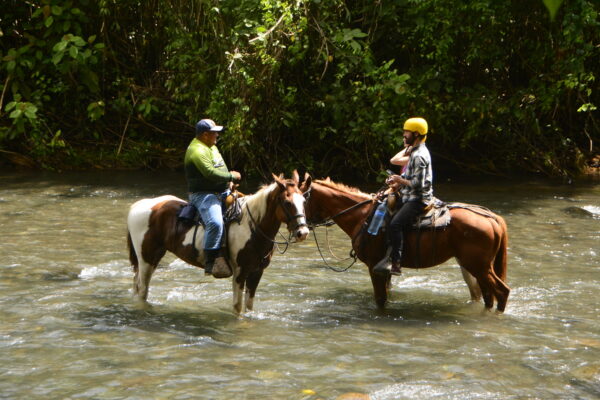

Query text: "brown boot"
[211, 256, 233, 279]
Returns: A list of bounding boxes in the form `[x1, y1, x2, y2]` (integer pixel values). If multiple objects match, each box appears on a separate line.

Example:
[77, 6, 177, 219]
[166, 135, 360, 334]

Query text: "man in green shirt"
[185, 118, 241, 276]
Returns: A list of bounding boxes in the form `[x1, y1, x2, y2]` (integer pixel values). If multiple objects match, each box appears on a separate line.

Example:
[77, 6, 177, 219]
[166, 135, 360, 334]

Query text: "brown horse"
[300, 177, 510, 312]
[127, 172, 311, 314]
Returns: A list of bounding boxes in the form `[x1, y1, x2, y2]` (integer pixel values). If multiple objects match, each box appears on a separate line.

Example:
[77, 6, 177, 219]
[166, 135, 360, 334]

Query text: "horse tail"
[127, 230, 139, 273]
[493, 215, 508, 282]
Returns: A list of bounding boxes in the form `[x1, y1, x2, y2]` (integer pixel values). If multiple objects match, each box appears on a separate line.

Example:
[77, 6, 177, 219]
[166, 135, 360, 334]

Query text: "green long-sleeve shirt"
[184, 138, 233, 193]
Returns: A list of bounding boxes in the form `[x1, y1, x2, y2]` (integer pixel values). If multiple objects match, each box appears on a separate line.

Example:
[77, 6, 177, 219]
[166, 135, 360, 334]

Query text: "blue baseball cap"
[195, 119, 224, 134]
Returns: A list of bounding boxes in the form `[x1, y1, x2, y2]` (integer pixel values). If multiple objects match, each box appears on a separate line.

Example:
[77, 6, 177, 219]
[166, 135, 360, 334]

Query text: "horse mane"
[314, 179, 372, 200]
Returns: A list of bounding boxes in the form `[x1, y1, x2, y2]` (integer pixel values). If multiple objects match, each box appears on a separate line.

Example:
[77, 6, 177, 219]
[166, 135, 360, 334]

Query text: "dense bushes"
[0, 0, 597, 178]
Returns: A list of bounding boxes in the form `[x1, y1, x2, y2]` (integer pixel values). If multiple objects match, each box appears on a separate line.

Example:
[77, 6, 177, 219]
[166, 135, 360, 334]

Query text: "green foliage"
[0, 0, 597, 177]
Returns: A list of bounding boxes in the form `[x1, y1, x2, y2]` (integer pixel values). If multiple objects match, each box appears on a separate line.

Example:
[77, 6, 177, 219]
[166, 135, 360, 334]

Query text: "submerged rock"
[562, 206, 596, 218]
[336, 393, 371, 400]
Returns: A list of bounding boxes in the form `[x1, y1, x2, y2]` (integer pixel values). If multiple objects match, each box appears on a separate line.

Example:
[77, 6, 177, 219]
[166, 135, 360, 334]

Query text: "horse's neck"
[316, 185, 371, 238]
[243, 183, 280, 236]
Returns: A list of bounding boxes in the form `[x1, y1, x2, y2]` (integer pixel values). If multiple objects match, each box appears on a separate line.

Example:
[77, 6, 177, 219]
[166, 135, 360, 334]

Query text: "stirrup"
[211, 256, 233, 279]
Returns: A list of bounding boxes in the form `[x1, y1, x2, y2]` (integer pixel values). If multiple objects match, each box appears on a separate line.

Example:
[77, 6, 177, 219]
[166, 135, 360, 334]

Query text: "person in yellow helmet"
[374, 117, 433, 276]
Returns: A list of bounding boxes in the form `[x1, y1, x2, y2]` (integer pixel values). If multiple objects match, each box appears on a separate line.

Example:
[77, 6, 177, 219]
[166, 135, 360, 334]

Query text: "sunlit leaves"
[543, 0, 564, 20]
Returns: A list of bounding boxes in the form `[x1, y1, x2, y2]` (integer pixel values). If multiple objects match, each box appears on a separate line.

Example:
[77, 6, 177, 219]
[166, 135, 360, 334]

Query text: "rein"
[312, 225, 359, 272]
[308, 198, 373, 228]
[244, 196, 307, 255]
[308, 196, 374, 272]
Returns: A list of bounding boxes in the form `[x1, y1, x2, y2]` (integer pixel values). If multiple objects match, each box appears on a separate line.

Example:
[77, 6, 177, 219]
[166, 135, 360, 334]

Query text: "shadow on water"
[75, 303, 240, 344]
[296, 285, 491, 327]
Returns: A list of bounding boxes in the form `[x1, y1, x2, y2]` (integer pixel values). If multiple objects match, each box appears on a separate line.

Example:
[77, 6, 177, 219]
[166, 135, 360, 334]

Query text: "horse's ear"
[272, 173, 286, 190]
[324, 177, 332, 183]
[303, 173, 312, 190]
[292, 169, 299, 184]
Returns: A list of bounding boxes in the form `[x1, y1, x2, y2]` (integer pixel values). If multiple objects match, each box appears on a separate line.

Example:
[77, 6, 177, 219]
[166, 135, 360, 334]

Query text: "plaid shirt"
[400, 143, 433, 204]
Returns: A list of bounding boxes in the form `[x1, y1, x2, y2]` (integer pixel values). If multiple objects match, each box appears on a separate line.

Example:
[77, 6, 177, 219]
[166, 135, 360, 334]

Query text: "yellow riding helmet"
[403, 117, 428, 135]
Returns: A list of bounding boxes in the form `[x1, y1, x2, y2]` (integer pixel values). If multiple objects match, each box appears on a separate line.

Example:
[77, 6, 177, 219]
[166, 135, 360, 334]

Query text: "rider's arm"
[390, 146, 411, 166]
[387, 155, 428, 189]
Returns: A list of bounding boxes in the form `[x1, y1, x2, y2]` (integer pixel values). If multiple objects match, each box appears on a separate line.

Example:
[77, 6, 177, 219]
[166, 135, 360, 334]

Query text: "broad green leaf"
[45, 16, 54, 28]
[52, 53, 64, 65]
[72, 36, 86, 47]
[53, 40, 68, 52]
[9, 109, 22, 119]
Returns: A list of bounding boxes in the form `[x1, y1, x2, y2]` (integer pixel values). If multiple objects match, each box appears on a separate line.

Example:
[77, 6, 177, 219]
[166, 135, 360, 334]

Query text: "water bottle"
[368, 200, 387, 235]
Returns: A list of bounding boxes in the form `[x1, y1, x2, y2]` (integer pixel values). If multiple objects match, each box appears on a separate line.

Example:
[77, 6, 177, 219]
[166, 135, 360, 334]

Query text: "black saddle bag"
[177, 204, 199, 225]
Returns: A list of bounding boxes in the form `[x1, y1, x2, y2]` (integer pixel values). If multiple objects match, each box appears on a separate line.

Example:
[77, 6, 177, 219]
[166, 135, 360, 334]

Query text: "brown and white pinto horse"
[127, 172, 311, 314]
[301, 177, 510, 312]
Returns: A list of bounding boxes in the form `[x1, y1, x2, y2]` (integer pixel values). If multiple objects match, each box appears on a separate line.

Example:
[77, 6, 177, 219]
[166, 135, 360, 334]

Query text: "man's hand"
[231, 171, 242, 181]
[386, 174, 408, 190]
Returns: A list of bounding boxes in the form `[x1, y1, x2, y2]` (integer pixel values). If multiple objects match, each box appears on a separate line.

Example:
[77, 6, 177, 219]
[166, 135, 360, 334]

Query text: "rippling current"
[1, 171, 599, 399]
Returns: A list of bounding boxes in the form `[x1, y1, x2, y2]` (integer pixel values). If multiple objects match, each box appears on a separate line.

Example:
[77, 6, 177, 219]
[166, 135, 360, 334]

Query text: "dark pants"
[389, 200, 425, 263]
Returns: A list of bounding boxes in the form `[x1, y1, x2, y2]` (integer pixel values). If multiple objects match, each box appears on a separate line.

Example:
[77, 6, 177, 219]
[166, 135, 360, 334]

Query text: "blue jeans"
[189, 192, 224, 251]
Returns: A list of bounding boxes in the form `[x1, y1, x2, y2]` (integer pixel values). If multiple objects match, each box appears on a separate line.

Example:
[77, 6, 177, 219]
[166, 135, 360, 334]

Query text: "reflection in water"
[0, 171, 599, 399]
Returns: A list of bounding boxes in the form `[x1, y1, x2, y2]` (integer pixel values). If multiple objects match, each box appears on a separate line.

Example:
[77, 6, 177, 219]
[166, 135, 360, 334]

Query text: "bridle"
[279, 195, 309, 232]
[244, 186, 308, 252]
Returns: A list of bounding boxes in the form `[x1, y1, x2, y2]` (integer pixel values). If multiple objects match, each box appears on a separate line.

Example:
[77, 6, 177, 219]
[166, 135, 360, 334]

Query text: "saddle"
[386, 194, 451, 230]
[176, 191, 245, 226]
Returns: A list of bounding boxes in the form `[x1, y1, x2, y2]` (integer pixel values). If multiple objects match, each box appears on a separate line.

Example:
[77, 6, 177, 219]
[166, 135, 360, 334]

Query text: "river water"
[0, 171, 599, 400]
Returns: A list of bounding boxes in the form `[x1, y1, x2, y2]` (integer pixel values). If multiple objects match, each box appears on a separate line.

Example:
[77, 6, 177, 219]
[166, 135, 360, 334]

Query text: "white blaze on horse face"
[291, 192, 309, 241]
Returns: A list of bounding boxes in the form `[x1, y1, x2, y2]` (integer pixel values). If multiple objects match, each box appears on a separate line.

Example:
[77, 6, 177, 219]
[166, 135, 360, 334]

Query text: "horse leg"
[460, 266, 482, 302]
[369, 270, 389, 309]
[133, 260, 157, 302]
[232, 269, 246, 315]
[473, 267, 510, 312]
[489, 272, 510, 312]
[460, 262, 494, 310]
[133, 244, 165, 303]
[244, 269, 264, 312]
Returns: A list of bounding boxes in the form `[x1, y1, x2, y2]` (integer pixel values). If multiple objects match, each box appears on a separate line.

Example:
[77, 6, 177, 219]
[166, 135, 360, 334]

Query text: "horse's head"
[272, 170, 311, 241]
[300, 172, 324, 224]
